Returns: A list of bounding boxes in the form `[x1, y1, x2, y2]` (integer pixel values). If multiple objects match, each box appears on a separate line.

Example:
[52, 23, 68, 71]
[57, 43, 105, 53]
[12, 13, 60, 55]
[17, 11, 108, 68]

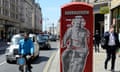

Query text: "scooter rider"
[18, 32, 34, 71]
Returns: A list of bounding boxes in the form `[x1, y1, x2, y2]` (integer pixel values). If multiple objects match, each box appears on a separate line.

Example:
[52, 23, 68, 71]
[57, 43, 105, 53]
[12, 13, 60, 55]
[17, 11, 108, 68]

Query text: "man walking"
[104, 25, 119, 71]
[94, 30, 100, 52]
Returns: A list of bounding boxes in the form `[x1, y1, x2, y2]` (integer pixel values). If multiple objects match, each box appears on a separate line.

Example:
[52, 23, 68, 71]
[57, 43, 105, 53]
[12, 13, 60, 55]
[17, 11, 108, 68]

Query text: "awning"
[111, 0, 120, 9]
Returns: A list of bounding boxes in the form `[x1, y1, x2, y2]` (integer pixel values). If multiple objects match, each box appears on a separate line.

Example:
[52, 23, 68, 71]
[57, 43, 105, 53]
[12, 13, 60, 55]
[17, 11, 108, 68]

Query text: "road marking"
[0, 61, 6, 66]
[43, 51, 57, 72]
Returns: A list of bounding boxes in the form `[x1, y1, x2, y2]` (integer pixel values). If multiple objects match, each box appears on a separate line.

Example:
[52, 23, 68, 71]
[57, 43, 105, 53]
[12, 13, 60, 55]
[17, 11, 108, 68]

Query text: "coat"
[104, 32, 119, 49]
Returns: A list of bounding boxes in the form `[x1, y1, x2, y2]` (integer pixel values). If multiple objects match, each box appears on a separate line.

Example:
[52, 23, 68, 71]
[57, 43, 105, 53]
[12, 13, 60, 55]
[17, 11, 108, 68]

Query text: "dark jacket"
[94, 33, 100, 43]
[104, 32, 119, 49]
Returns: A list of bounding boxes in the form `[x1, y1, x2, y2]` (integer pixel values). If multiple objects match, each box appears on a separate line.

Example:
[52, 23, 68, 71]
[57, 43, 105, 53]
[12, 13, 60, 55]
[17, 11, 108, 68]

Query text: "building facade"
[0, 0, 21, 41]
[47, 23, 56, 35]
[71, 0, 111, 37]
[111, 0, 120, 33]
[0, 0, 42, 41]
[20, 0, 42, 33]
[93, 0, 110, 36]
[56, 20, 60, 37]
[72, 0, 89, 3]
[34, 3, 42, 32]
[20, 0, 33, 32]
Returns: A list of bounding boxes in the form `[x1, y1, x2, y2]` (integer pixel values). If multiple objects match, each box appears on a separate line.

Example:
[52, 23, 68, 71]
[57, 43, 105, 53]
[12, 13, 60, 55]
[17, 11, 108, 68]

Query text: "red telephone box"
[60, 2, 93, 72]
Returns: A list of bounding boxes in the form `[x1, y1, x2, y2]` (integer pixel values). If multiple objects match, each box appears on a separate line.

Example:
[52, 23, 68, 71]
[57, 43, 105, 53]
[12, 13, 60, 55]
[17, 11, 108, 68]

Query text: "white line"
[43, 51, 57, 72]
[0, 61, 6, 66]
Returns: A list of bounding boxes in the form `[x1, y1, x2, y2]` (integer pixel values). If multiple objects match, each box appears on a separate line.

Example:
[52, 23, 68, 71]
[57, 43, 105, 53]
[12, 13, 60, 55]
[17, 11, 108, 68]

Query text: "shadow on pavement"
[114, 71, 120, 72]
[40, 47, 58, 51]
[50, 48, 58, 50]
[7, 56, 49, 65]
[108, 69, 120, 72]
[32, 56, 49, 64]
[0, 50, 6, 55]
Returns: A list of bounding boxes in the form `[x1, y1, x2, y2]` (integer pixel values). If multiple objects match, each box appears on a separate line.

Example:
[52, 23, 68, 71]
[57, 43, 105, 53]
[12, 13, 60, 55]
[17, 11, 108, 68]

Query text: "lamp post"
[43, 18, 49, 31]
[52, 23, 54, 35]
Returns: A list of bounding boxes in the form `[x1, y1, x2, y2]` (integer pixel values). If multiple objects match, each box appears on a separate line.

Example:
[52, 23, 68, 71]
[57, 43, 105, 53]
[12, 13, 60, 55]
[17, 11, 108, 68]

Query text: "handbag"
[101, 37, 106, 49]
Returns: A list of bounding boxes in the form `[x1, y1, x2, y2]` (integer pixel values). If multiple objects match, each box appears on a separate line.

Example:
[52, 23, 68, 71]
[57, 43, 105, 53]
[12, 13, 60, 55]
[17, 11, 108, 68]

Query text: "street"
[0, 41, 59, 72]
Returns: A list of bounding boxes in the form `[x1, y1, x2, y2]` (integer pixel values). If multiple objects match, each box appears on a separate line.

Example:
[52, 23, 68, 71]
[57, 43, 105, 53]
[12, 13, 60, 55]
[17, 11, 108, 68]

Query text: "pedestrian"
[94, 30, 100, 52]
[62, 15, 89, 72]
[103, 25, 119, 71]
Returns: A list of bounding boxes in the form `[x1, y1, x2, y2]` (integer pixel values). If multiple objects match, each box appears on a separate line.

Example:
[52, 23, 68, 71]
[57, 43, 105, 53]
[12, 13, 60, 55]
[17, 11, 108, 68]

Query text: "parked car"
[49, 35, 57, 41]
[37, 34, 51, 49]
[5, 34, 39, 63]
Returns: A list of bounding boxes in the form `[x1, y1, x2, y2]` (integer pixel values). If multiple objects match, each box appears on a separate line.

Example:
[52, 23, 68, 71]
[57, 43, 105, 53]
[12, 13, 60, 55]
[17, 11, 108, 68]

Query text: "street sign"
[60, 2, 93, 72]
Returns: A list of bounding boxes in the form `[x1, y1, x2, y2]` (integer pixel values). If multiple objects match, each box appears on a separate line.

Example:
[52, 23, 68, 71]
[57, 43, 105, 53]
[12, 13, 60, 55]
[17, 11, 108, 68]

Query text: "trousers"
[105, 46, 117, 70]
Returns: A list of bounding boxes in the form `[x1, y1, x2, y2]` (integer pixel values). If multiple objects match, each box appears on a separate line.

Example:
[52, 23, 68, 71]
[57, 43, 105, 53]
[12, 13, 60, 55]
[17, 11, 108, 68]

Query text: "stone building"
[0, 0, 21, 40]
[0, 0, 42, 41]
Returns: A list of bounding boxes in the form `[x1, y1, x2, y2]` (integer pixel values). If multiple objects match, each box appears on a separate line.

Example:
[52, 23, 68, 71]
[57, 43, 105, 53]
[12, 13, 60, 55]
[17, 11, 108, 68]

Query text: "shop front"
[0, 19, 20, 41]
[111, 0, 120, 33]
[0, 24, 4, 41]
[111, 5, 120, 33]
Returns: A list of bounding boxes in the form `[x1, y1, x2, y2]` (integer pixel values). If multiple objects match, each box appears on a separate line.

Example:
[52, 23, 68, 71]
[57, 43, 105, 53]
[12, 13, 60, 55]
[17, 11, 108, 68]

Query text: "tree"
[100, 6, 110, 14]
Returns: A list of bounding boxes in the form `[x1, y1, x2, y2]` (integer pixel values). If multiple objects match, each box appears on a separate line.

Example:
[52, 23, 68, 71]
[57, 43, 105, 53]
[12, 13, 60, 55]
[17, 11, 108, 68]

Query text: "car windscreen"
[50, 35, 56, 38]
[37, 35, 49, 41]
[11, 36, 23, 45]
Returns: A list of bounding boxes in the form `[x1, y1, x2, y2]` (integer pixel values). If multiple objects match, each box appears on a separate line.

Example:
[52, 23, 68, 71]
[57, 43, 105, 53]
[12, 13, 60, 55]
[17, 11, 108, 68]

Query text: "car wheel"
[47, 45, 51, 50]
[6, 59, 12, 64]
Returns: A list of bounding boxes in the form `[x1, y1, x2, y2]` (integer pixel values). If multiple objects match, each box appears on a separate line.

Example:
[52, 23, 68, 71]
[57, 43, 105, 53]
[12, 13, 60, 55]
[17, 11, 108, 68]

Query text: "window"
[0, 8, 1, 15]
[118, 7, 120, 18]
[16, 14, 18, 19]
[0, 0, 1, 6]
[4, 9, 8, 16]
[3, 0, 9, 9]
[10, 4, 15, 11]
[113, 8, 118, 18]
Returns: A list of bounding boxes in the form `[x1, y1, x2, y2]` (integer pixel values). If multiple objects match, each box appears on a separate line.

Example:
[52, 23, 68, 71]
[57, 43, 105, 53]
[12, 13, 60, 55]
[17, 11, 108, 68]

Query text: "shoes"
[104, 65, 107, 70]
[28, 66, 32, 72]
[28, 69, 32, 72]
[28, 65, 32, 69]
[30, 65, 32, 69]
[27, 65, 32, 72]
[105, 67, 107, 70]
[19, 66, 23, 71]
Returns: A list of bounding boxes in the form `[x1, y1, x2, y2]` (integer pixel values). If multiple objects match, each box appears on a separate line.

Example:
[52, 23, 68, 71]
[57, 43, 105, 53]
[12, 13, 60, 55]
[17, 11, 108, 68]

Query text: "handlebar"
[16, 55, 32, 59]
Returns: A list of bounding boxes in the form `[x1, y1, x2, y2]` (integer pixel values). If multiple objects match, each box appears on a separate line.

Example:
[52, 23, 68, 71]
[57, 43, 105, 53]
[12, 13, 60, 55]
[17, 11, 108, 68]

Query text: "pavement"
[43, 49, 60, 72]
[93, 47, 120, 72]
[44, 46, 120, 72]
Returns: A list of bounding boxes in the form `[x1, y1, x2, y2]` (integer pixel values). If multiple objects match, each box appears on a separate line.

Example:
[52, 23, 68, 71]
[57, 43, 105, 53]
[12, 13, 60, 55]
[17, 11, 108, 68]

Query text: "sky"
[35, 0, 71, 31]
